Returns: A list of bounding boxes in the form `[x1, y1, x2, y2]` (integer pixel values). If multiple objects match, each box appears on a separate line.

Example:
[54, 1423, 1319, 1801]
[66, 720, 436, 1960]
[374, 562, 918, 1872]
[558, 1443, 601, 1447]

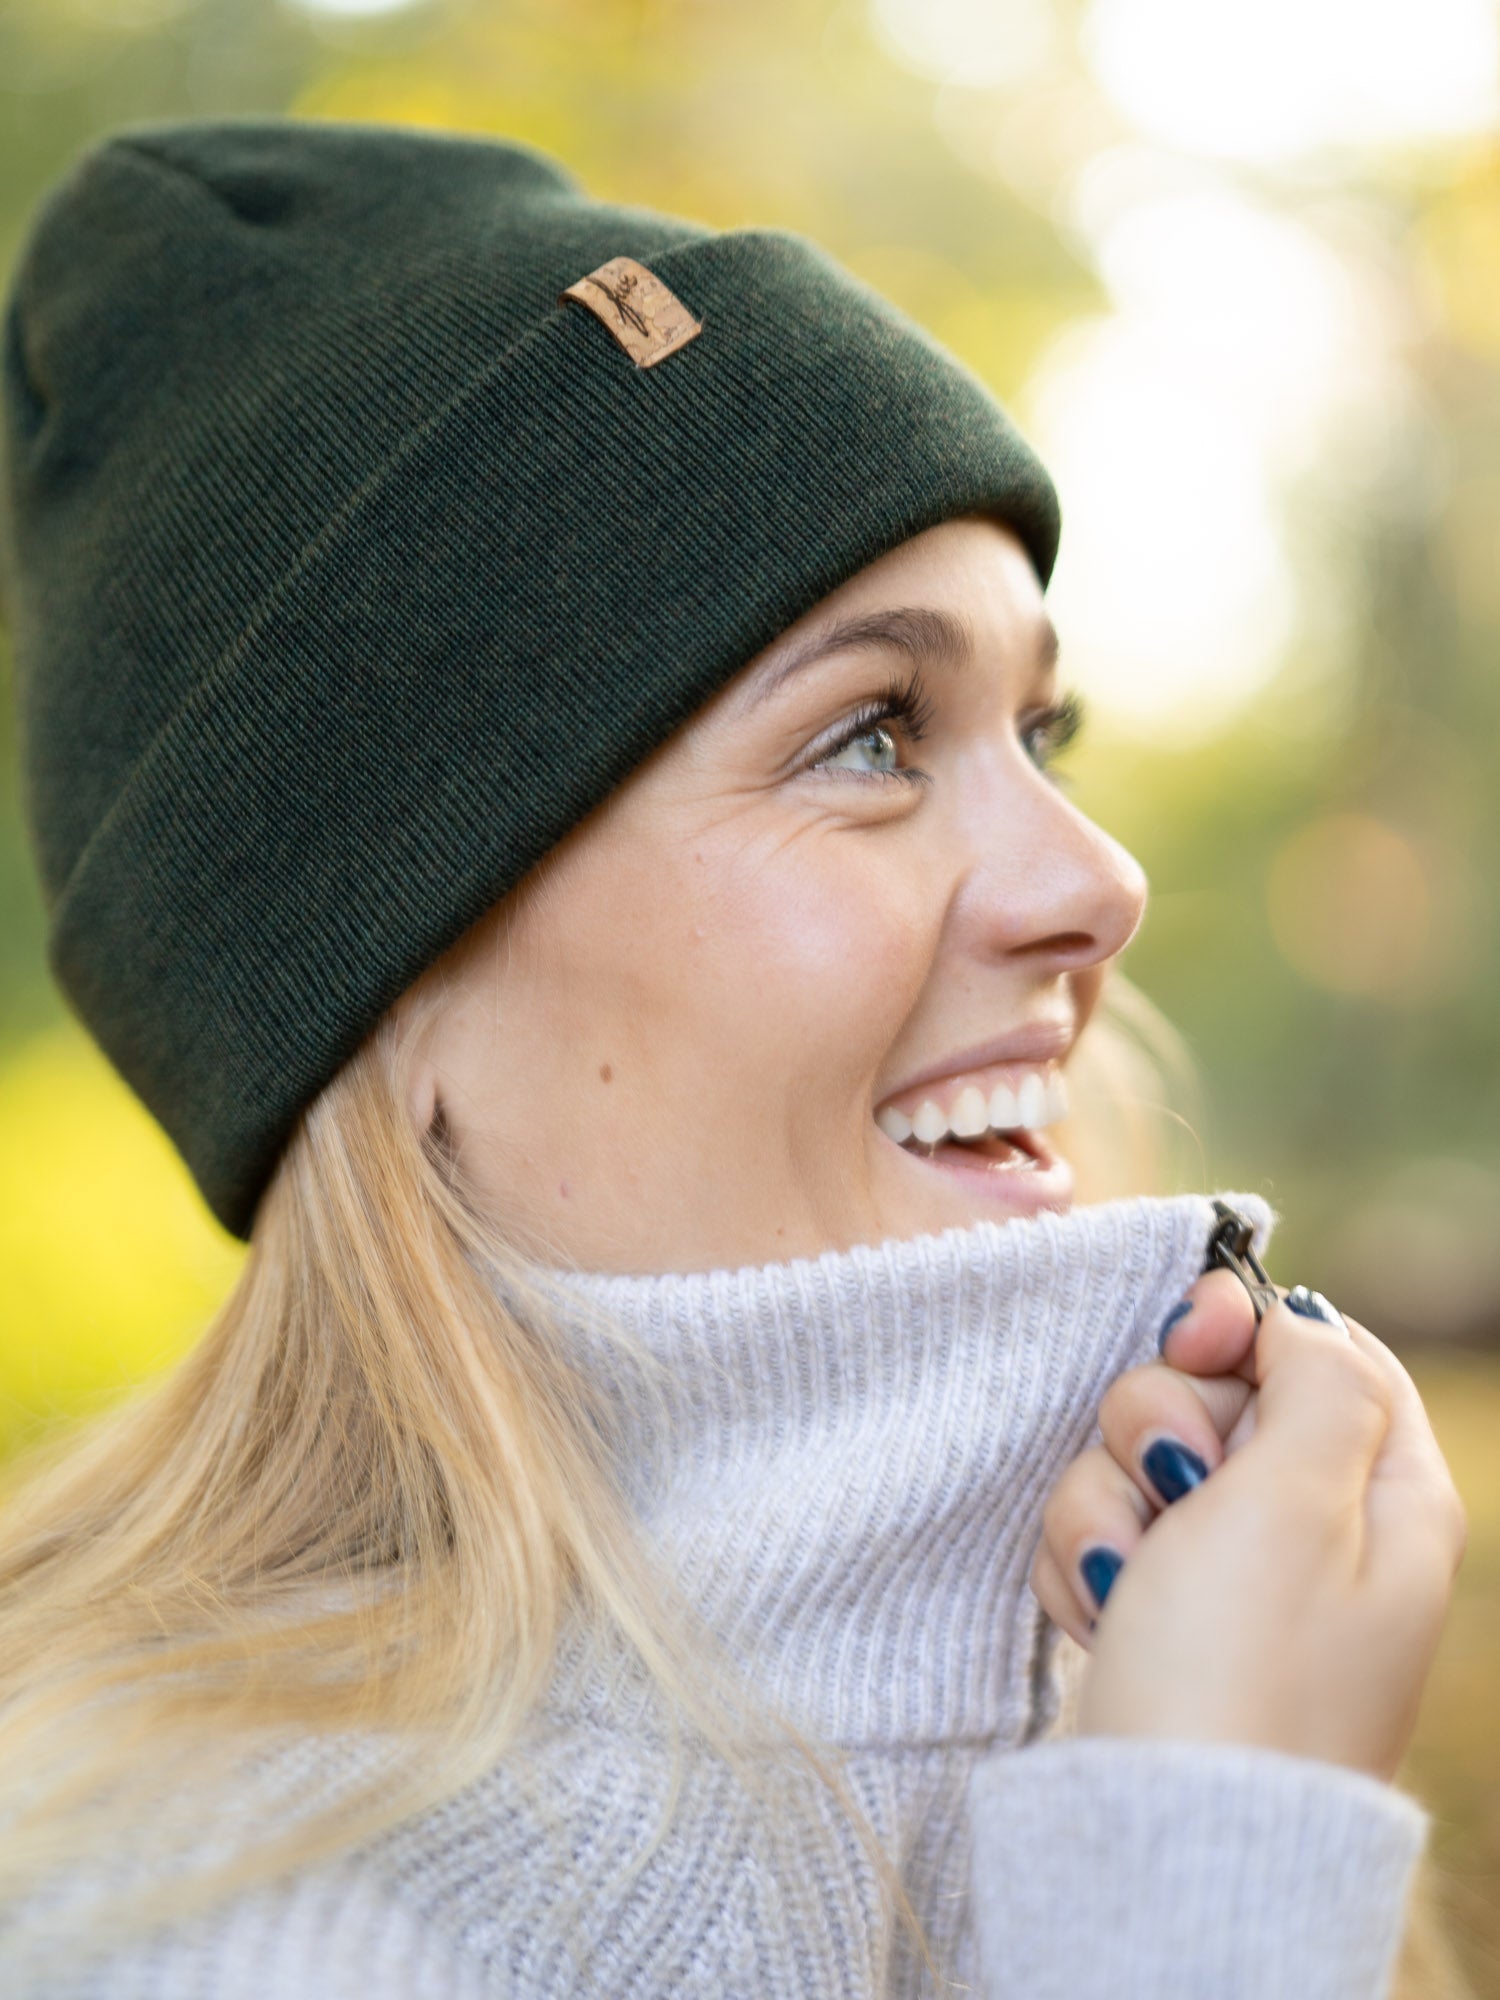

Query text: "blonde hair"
[0, 957, 1474, 1994]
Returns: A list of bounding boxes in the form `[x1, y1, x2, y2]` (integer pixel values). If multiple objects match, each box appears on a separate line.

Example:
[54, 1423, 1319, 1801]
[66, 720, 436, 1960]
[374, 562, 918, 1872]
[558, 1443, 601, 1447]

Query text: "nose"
[962, 774, 1148, 972]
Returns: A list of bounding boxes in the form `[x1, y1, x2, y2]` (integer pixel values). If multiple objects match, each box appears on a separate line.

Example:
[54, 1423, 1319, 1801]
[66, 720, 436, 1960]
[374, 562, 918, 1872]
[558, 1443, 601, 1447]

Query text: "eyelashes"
[820, 668, 939, 779]
[1031, 689, 1088, 779]
[807, 666, 1088, 788]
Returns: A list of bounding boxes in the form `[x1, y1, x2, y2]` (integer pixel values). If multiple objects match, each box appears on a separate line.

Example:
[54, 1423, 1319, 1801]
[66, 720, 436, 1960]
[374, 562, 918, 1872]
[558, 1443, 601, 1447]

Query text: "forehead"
[738, 600, 1061, 715]
[736, 515, 1056, 708]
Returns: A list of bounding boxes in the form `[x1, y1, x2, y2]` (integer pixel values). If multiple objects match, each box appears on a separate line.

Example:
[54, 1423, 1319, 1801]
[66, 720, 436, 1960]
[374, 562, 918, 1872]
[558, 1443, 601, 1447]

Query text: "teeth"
[987, 1081, 1020, 1131]
[911, 1098, 950, 1146]
[877, 1064, 1068, 1150]
[949, 1085, 990, 1138]
[1017, 1072, 1047, 1130]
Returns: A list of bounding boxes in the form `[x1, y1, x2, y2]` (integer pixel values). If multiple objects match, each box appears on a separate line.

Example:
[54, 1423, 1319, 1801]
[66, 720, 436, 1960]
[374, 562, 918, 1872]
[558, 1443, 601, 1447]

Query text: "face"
[407, 514, 1148, 1275]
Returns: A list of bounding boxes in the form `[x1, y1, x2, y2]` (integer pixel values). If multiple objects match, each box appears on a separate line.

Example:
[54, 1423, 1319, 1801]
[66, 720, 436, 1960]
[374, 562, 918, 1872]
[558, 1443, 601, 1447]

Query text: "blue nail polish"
[1284, 1285, 1346, 1330]
[1143, 1437, 1209, 1505]
[1080, 1546, 1123, 1611]
[1157, 1299, 1194, 1353]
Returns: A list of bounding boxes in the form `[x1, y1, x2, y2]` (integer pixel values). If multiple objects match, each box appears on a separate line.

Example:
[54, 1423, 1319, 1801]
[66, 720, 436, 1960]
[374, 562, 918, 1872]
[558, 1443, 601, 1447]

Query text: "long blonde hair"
[0, 954, 1473, 1994]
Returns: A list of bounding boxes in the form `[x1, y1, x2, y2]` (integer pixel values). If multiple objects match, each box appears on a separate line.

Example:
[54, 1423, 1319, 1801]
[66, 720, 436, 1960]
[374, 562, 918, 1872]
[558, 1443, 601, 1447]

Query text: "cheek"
[516, 812, 939, 1107]
[702, 840, 937, 1077]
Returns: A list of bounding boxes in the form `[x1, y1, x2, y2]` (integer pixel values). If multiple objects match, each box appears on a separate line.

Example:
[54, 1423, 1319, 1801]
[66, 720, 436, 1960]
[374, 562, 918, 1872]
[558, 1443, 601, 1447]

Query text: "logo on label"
[558, 256, 703, 369]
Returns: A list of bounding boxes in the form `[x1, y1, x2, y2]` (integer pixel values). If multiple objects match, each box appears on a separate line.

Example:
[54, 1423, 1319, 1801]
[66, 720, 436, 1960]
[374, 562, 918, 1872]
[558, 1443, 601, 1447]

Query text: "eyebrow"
[740, 603, 1061, 711]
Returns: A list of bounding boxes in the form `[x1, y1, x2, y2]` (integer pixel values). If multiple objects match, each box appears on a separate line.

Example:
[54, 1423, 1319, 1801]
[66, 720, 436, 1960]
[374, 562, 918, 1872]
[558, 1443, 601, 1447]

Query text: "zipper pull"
[1203, 1199, 1281, 1324]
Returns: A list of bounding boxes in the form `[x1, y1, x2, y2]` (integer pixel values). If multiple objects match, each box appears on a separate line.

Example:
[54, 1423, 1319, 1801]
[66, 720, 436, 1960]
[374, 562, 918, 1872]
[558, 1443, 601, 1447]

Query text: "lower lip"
[882, 1125, 1075, 1216]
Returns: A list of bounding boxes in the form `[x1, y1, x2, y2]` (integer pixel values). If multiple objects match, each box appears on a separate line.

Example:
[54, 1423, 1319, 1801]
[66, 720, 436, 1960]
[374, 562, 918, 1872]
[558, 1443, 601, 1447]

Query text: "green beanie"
[0, 115, 1060, 1242]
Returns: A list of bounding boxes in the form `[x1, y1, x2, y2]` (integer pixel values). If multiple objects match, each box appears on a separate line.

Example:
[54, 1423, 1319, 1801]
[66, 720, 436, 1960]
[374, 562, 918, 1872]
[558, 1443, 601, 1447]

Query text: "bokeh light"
[281, 0, 427, 20]
[1023, 312, 1297, 742]
[871, 0, 1059, 88]
[1418, 158, 1500, 362]
[1083, 0, 1500, 162]
[1020, 158, 1441, 742]
[1077, 174, 1408, 485]
[1265, 812, 1435, 998]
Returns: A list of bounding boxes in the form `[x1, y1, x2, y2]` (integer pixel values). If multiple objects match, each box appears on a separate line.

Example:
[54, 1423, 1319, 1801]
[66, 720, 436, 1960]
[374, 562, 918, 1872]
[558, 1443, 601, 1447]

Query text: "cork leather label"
[558, 256, 703, 369]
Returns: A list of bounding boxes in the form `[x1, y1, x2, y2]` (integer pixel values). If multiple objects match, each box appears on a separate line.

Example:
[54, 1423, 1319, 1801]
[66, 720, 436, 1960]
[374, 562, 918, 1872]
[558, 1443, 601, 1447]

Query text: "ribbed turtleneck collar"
[521, 1190, 1277, 1752]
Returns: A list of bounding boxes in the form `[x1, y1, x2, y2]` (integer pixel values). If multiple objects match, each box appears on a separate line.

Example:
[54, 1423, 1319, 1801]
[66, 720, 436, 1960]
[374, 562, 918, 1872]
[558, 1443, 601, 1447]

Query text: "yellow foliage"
[290, 67, 586, 164]
[0, 1023, 243, 1457]
[1417, 146, 1500, 362]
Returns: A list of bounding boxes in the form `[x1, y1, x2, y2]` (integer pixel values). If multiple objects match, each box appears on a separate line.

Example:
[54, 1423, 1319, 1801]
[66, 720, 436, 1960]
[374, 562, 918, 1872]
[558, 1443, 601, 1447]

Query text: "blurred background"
[0, 0, 1496, 1983]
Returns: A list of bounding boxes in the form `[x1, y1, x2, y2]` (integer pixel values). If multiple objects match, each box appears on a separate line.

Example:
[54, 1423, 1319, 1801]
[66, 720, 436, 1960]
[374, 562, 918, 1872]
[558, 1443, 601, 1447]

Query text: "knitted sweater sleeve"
[966, 1734, 1430, 1998]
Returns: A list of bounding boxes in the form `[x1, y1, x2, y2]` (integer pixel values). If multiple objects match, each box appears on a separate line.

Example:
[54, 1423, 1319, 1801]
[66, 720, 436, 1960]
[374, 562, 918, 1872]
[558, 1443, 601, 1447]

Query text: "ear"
[408, 1060, 440, 1139]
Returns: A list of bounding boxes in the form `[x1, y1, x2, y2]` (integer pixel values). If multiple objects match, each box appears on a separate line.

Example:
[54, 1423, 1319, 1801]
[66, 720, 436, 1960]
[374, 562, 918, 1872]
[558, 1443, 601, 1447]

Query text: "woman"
[0, 117, 1469, 1996]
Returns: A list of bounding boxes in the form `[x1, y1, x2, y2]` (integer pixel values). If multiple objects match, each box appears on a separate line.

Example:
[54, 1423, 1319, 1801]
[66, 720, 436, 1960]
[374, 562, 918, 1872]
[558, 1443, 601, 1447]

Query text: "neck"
[521, 1189, 1277, 1748]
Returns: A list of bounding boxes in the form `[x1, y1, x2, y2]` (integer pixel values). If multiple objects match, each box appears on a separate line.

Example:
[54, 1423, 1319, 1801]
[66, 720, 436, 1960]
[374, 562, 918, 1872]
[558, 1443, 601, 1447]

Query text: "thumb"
[1342, 1315, 1469, 1583]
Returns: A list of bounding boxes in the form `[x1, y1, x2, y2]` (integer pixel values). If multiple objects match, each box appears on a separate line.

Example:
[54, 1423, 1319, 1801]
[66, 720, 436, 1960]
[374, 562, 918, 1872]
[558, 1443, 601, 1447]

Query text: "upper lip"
[875, 1017, 1077, 1107]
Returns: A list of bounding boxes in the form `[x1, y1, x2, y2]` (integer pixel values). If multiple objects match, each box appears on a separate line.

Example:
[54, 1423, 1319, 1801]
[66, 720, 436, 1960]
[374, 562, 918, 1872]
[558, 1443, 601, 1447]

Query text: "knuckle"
[1041, 1476, 1083, 1540]
[1237, 1465, 1345, 1552]
[1041, 1450, 1148, 1561]
[1098, 1366, 1193, 1456]
[1298, 1340, 1388, 1421]
[1096, 1371, 1140, 1430]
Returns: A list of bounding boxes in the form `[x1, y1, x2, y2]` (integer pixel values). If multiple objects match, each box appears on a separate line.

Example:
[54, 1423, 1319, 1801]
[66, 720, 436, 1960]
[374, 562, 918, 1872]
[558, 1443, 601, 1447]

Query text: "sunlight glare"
[1083, 0, 1500, 161]
[1022, 315, 1296, 743]
[871, 0, 1060, 89]
[1087, 185, 1388, 469]
[1019, 172, 1435, 739]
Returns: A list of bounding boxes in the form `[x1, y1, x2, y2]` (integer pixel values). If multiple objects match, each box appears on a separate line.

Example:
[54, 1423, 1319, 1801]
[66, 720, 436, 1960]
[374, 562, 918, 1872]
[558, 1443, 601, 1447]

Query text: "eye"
[824, 724, 904, 776]
[806, 668, 936, 787]
[1021, 690, 1088, 785]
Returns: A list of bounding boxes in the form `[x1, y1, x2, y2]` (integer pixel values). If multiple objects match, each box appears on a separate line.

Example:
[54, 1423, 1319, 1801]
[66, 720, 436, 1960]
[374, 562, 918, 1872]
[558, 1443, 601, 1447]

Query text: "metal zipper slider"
[1203, 1198, 1281, 1324]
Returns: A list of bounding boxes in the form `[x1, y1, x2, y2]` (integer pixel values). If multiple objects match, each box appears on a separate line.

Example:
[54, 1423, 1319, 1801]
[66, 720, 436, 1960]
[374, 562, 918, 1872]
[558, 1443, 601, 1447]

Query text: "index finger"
[1155, 1266, 1262, 1383]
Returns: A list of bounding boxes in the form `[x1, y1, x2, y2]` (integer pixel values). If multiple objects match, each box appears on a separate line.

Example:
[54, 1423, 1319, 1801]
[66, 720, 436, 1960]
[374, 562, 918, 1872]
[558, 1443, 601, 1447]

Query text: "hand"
[1031, 1271, 1468, 1782]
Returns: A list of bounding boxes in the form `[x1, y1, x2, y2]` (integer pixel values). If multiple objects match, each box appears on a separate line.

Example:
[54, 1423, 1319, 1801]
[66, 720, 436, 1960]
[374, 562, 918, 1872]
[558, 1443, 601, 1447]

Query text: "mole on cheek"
[599, 1062, 613, 1083]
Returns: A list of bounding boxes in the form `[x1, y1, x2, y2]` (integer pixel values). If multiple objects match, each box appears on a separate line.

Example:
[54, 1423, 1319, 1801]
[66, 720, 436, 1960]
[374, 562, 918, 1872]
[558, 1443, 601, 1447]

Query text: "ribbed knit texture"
[0, 115, 1059, 1239]
[10, 1191, 1430, 1997]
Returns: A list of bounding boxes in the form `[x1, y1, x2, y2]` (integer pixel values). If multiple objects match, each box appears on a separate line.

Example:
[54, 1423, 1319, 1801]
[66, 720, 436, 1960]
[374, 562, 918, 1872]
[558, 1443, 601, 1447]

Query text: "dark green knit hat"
[0, 115, 1060, 1241]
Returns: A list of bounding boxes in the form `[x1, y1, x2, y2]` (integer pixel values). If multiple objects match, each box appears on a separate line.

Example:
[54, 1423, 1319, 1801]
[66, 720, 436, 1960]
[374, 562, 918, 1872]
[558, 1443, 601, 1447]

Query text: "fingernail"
[1079, 1546, 1123, 1611]
[1157, 1299, 1194, 1353]
[1284, 1285, 1346, 1330]
[1143, 1437, 1209, 1505]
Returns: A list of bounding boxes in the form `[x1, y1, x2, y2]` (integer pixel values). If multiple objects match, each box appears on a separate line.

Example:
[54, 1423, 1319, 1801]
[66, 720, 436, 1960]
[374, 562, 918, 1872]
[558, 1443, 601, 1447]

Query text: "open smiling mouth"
[873, 1072, 1077, 1213]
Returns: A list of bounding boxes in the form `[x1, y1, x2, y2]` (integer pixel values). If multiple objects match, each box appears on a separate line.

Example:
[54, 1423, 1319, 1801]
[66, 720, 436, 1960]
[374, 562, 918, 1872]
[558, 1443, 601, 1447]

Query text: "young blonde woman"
[0, 117, 1471, 1996]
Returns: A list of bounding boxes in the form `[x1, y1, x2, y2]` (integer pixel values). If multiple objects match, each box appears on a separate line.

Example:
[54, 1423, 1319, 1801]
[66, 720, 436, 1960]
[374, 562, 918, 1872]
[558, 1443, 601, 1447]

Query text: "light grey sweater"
[10, 1189, 1430, 1997]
